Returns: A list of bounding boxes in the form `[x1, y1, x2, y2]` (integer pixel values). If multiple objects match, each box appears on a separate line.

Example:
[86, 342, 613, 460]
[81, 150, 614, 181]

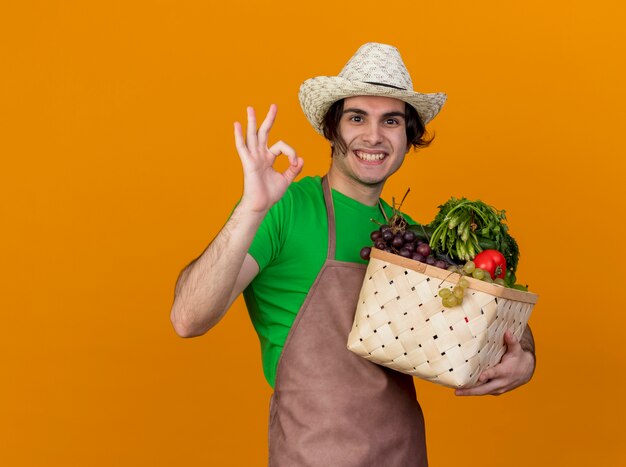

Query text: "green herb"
[427, 197, 520, 272]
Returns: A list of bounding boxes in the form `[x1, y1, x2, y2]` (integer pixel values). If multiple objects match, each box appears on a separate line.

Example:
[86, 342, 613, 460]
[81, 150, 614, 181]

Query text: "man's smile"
[353, 149, 388, 163]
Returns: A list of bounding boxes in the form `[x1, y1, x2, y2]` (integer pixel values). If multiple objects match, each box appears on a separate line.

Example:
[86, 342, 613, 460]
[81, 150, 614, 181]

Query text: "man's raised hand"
[234, 105, 304, 213]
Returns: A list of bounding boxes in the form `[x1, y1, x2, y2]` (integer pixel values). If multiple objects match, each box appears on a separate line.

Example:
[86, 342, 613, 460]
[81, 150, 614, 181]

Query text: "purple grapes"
[360, 246, 372, 261]
[361, 225, 449, 269]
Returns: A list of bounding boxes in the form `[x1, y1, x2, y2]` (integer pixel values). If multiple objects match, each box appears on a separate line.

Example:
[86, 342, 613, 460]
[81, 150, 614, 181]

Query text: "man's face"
[332, 95, 409, 188]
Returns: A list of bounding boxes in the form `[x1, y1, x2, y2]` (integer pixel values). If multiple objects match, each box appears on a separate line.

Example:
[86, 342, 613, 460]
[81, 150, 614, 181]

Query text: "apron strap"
[321, 176, 336, 261]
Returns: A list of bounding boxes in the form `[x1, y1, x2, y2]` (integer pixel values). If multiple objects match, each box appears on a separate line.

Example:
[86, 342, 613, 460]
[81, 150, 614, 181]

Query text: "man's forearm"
[520, 324, 536, 374]
[520, 325, 535, 354]
[170, 205, 265, 337]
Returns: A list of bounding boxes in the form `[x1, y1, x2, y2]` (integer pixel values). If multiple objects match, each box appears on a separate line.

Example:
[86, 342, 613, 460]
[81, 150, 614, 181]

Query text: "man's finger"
[258, 104, 278, 149]
[477, 367, 497, 383]
[455, 378, 503, 396]
[268, 141, 298, 164]
[282, 157, 304, 185]
[246, 106, 258, 151]
[233, 122, 249, 160]
[504, 330, 520, 348]
[475, 361, 511, 384]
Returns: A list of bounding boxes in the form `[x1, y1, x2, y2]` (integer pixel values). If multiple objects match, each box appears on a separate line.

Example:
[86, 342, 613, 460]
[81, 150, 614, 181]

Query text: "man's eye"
[350, 115, 363, 122]
[385, 118, 399, 125]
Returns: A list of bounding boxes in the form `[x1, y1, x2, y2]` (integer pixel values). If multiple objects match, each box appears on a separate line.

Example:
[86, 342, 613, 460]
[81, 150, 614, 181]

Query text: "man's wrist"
[232, 202, 269, 223]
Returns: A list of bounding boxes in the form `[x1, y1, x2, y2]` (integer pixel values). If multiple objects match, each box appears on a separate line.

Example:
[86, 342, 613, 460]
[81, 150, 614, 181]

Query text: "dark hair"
[321, 99, 433, 156]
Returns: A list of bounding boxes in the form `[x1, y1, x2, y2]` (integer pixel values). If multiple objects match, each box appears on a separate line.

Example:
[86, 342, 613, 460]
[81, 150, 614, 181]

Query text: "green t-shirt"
[244, 176, 413, 388]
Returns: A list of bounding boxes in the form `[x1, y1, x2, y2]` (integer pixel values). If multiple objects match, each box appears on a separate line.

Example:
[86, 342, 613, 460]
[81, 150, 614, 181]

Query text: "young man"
[171, 43, 535, 466]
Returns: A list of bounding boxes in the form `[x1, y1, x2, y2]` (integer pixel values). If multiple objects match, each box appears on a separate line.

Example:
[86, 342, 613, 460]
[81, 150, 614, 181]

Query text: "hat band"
[364, 81, 406, 91]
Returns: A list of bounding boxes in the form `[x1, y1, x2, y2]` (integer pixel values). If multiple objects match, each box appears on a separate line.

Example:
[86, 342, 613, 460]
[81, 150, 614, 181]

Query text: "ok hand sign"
[234, 105, 304, 214]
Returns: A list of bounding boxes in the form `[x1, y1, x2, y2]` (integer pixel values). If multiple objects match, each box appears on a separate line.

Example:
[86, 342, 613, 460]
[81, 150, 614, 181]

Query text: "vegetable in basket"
[473, 249, 507, 280]
[364, 192, 526, 289]
[409, 197, 520, 273]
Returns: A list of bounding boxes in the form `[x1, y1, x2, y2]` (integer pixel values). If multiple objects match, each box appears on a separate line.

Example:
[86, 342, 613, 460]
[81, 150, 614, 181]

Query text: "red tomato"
[473, 250, 507, 279]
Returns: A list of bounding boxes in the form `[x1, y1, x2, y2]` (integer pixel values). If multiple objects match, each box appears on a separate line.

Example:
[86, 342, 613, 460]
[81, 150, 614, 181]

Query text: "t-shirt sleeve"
[247, 190, 292, 272]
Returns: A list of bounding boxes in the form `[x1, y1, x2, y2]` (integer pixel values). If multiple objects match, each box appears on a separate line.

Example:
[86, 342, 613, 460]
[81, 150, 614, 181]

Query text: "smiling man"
[326, 96, 409, 202]
[170, 43, 536, 466]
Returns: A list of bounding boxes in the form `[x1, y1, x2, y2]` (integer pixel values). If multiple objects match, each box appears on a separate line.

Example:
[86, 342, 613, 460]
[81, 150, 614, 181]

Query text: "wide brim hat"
[299, 43, 447, 135]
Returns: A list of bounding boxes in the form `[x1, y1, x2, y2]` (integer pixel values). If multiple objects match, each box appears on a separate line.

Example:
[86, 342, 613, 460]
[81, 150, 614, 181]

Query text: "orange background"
[2, 1, 625, 466]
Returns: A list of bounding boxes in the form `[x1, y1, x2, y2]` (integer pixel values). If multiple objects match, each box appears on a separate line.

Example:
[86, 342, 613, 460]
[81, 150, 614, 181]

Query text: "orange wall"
[2, 1, 625, 466]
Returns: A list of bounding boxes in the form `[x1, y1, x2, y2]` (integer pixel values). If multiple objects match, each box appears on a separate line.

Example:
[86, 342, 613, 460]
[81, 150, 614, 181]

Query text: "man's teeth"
[355, 151, 385, 161]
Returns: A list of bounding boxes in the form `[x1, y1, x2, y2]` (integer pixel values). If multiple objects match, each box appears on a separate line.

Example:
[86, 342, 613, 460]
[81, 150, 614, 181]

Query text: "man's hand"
[455, 330, 535, 397]
[234, 104, 304, 214]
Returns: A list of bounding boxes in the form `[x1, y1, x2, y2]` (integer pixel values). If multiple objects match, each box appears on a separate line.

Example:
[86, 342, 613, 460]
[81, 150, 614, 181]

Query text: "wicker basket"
[347, 248, 538, 388]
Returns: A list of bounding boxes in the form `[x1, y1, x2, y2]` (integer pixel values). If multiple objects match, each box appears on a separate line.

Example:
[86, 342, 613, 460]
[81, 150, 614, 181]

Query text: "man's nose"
[363, 122, 383, 145]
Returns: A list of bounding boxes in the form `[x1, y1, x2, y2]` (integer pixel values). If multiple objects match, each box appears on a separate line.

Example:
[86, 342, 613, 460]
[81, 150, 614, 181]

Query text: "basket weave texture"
[347, 249, 538, 388]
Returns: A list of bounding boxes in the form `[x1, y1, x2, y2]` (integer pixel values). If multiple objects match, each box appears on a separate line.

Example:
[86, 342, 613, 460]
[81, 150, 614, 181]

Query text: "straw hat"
[299, 42, 447, 135]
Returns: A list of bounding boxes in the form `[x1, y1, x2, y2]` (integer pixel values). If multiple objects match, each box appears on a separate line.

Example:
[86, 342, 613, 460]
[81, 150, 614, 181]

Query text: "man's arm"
[170, 105, 304, 337]
[170, 211, 263, 337]
[455, 325, 536, 396]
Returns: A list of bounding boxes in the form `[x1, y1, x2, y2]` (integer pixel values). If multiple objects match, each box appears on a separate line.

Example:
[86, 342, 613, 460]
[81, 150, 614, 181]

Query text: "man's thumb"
[504, 330, 519, 347]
